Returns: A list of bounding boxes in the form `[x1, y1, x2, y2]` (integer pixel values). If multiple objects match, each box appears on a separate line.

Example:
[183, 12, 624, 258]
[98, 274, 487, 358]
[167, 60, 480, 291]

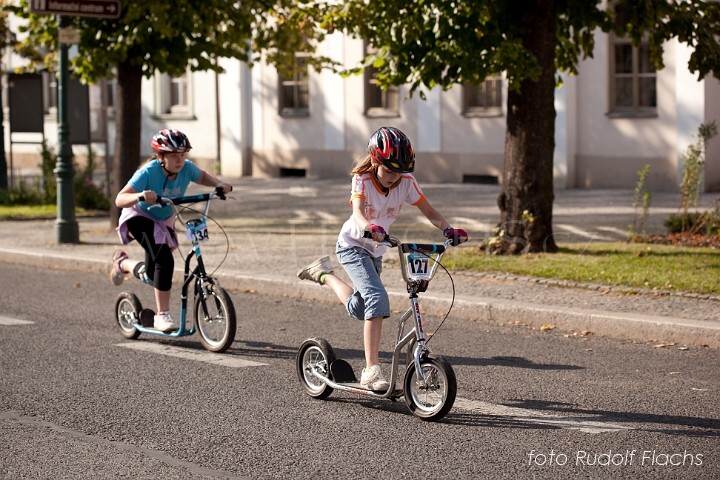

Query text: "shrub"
[664, 121, 718, 234]
[628, 164, 651, 238]
[0, 141, 110, 211]
[664, 212, 704, 234]
[73, 148, 110, 211]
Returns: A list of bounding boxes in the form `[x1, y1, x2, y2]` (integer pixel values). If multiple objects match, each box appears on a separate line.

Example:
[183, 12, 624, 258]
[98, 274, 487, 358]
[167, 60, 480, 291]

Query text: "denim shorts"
[336, 243, 390, 321]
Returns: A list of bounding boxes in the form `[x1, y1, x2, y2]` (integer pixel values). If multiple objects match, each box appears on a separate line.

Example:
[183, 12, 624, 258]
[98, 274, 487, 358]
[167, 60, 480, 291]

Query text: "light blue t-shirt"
[129, 159, 202, 220]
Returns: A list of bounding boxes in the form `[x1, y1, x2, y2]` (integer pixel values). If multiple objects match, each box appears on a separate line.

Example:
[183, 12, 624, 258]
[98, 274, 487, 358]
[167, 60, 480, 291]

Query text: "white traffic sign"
[30, 0, 121, 19]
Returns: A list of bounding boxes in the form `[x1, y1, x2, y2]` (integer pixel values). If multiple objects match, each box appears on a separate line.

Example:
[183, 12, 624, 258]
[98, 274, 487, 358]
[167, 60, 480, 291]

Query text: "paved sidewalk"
[1, 177, 719, 348]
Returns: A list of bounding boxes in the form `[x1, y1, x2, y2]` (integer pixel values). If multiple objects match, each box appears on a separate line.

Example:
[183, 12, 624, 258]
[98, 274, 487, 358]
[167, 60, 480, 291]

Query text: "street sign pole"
[29, 1, 121, 243]
[55, 15, 79, 244]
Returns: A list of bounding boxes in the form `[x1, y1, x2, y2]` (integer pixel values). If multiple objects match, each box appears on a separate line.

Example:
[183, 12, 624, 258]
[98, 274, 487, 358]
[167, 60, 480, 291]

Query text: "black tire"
[115, 292, 141, 340]
[194, 284, 236, 353]
[404, 355, 457, 421]
[296, 338, 336, 399]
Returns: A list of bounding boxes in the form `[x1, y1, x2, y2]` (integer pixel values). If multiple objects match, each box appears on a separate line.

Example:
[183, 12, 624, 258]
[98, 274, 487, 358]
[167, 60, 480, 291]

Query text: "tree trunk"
[496, 0, 558, 254]
[109, 60, 143, 227]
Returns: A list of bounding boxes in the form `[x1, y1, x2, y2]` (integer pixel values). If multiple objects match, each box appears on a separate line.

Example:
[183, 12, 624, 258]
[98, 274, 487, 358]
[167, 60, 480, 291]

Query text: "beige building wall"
[5, 12, 717, 194]
[575, 33, 679, 191]
[245, 31, 717, 192]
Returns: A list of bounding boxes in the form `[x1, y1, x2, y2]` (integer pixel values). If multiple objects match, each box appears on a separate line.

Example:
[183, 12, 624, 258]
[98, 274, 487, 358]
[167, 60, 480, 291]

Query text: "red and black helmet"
[151, 129, 192, 153]
[368, 126, 415, 173]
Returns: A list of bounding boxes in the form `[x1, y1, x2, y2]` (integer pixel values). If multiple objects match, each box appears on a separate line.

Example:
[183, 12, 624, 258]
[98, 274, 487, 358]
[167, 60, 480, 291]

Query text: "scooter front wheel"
[297, 338, 336, 399]
[195, 284, 236, 353]
[115, 292, 141, 339]
[404, 355, 457, 421]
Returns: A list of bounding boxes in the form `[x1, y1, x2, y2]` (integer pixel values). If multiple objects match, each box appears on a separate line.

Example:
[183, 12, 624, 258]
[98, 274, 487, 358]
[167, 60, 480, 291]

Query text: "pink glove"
[367, 224, 386, 236]
[364, 224, 386, 242]
[443, 227, 468, 246]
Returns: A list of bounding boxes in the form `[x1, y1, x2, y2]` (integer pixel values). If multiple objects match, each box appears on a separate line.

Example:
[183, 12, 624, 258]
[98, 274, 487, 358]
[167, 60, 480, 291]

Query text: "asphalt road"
[1, 263, 718, 479]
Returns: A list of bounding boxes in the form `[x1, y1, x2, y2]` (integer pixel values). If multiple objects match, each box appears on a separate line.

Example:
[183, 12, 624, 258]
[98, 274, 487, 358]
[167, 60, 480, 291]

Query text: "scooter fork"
[408, 295, 430, 385]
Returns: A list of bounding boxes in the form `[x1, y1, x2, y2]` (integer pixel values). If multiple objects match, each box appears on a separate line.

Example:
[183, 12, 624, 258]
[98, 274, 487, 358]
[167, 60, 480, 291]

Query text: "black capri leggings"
[125, 216, 175, 291]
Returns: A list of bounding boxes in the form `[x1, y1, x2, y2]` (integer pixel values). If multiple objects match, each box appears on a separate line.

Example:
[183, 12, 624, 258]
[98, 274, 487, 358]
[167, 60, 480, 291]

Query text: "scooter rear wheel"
[404, 355, 457, 421]
[297, 338, 336, 399]
[115, 292, 141, 340]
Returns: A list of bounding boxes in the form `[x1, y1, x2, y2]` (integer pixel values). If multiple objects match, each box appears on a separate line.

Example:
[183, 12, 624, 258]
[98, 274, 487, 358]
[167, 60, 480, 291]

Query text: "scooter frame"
[297, 235, 458, 421]
[114, 187, 236, 353]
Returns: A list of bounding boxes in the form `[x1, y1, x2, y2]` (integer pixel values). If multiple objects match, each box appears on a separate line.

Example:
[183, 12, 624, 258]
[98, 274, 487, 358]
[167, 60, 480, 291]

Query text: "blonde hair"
[350, 154, 374, 176]
[351, 154, 402, 190]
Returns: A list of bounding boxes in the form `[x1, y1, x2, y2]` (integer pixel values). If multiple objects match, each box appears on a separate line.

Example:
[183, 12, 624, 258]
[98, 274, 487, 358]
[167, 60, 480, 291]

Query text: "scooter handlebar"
[362, 230, 400, 247]
[138, 187, 228, 207]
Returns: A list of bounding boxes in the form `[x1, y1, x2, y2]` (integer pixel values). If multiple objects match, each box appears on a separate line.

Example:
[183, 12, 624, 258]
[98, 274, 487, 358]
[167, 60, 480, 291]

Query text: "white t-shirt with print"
[337, 172, 425, 257]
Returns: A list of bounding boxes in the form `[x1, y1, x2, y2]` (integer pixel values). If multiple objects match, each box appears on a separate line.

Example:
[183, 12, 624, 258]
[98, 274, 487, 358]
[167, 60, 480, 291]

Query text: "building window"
[104, 76, 116, 117]
[278, 52, 310, 117]
[169, 74, 190, 113]
[155, 71, 193, 118]
[42, 70, 57, 116]
[608, 3, 657, 116]
[364, 42, 399, 117]
[462, 76, 503, 117]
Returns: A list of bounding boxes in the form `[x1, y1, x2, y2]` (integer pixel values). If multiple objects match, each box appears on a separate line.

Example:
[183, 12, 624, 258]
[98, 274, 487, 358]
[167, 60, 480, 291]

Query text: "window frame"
[278, 51, 311, 118]
[607, 4, 657, 118]
[364, 42, 400, 118]
[462, 76, 504, 118]
[154, 70, 194, 119]
[42, 70, 57, 118]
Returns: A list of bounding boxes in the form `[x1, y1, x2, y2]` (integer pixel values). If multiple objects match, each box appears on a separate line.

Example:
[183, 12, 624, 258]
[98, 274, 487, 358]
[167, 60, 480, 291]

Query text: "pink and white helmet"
[151, 129, 192, 153]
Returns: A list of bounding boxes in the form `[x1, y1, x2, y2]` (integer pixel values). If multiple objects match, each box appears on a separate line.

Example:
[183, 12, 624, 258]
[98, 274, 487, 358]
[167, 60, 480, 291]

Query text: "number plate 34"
[185, 219, 209, 242]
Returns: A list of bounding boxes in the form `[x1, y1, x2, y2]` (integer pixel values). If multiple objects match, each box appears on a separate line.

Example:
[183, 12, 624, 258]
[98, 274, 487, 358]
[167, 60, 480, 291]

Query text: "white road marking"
[453, 398, 632, 434]
[0, 316, 34, 325]
[117, 344, 627, 433]
[116, 343, 268, 368]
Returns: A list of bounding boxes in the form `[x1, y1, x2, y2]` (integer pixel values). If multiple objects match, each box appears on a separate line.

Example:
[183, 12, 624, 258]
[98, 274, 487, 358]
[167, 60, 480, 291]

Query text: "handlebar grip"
[362, 230, 399, 246]
[138, 194, 170, 208]
[362, 230, 390, 242]
[214, 186, 227, 200]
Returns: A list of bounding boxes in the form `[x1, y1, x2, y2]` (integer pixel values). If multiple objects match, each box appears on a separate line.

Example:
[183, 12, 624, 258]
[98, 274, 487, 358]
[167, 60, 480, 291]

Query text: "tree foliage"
[5, 0, 329, 224]
[323, 0, 720, 93]
[319, 0, 720, 253]
[8, 0, 329, 78]
[4, 1, 720, 250]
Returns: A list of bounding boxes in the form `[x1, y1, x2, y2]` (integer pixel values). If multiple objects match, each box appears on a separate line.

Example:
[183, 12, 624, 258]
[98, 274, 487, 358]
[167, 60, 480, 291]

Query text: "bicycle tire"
[115, 292, 141, 340]
[195, 284, 236, 353]
[403, 355, 457, 421]
[296, 338, 336, 399]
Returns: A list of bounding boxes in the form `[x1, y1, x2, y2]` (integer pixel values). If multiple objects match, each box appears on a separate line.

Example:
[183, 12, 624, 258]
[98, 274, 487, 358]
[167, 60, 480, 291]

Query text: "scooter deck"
[346, 382, 381, 391]
[330, 359, 402, 395]
[136, 309, 188, 334]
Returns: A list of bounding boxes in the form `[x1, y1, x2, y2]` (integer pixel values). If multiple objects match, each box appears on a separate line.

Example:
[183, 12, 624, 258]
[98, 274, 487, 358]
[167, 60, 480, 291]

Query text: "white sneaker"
[360, 364, 390, 391]
[154, 312, 177, 332]
[296, 256, 334, 284]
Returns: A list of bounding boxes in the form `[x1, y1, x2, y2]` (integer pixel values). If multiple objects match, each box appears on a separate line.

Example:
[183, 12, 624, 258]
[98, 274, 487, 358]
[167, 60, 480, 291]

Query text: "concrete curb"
[2, 247, 717, 348]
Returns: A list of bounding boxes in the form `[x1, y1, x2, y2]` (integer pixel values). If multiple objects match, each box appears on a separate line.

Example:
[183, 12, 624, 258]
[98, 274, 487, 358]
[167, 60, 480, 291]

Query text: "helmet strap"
[157, 155, 177, 179]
